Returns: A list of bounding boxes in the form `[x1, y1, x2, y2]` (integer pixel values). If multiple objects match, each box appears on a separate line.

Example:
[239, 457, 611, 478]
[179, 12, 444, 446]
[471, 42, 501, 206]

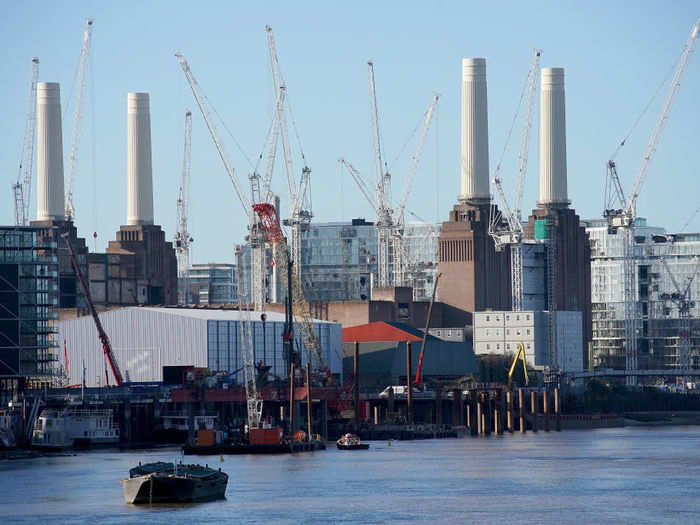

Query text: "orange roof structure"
[342, 321, 423, 343]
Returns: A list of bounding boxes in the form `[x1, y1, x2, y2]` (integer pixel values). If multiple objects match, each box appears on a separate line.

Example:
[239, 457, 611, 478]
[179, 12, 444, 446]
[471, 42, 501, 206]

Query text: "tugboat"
[336, 433, 369, 450]
[121, 461, 228, 504]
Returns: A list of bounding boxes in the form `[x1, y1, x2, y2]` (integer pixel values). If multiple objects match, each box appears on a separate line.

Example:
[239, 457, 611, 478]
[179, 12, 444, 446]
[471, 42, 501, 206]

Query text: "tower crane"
[65, 18, 94, 222]
[487, 49, 542, 311]
[367, 61, 393, 288]
[603, 19, 699, 384]
[175, 110, 193, 304]
[253, 203, 329, 378]
[392, 94, 439, 287]
[12, 57, 39, 226]
[62, 232, 124, 386]
[176, 53, 269, 311]
[265, 26, 312, 281]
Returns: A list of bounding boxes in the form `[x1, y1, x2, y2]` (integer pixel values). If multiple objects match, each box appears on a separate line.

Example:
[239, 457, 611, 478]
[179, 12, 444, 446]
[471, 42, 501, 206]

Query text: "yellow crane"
[507, 343, 529, 389]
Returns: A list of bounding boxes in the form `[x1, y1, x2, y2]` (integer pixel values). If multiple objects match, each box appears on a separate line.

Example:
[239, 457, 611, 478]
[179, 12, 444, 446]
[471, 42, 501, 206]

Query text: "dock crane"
[65, 18, 94, 222]
[253, 202, 329, 379]
[603, 19, 699, 384]
[175, 110, 193, 304]
[62, 232, 124, 386]
[488, 48, 542, 311]
[13, 57, 39, 226]
[507, 343, 529, 390]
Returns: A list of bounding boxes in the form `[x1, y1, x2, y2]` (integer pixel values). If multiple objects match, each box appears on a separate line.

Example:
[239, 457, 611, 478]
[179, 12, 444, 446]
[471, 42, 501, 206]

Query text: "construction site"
[2, 16, 700, 454]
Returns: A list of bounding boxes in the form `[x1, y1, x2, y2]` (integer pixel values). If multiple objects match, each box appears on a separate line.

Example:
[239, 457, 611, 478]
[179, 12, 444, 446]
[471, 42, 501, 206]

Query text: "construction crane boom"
[507, 343, 529, 389]
[62, 233, 124, 386]
[65, 18, 94, 222]
[414, 272, 441, 388]
[626, 19, 699, 220]
[13, 57, 40, 226]
[175, 53, 250, 213]
[338, 158, 376, 210]
[175, 110, 193, 304]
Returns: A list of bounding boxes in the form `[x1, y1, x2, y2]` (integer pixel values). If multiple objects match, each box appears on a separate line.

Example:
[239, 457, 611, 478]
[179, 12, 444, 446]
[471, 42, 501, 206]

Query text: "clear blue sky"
[1, 1, 698, 263]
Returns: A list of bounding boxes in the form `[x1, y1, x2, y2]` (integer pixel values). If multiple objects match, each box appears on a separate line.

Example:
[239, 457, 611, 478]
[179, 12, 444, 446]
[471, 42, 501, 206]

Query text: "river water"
[2, 426, 699, 524]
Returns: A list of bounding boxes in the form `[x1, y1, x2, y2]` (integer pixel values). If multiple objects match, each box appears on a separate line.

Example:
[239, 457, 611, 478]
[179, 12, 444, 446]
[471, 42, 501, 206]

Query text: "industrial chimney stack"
[538, 67, 569, 208]
[127, 92, 154, 226]
[36, 82, 66, 221]
[459, 58, 491, 204]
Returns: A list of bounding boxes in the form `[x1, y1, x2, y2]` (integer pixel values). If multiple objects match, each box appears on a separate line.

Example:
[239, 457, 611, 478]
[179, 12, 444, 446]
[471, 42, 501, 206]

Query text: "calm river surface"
[2, 426, 700, 524]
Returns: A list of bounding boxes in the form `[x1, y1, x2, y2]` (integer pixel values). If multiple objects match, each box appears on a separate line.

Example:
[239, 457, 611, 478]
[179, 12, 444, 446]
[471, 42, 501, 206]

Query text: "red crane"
[414, 272, 441, 389]
[62, 233, 124, 386]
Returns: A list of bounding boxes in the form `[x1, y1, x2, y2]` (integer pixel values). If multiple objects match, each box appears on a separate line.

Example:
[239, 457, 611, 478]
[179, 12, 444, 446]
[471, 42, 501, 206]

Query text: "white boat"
[31, 408, 120, 449]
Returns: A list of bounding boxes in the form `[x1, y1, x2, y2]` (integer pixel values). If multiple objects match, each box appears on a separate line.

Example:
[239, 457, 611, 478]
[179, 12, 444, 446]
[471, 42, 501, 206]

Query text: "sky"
[1, 1, 698, 264]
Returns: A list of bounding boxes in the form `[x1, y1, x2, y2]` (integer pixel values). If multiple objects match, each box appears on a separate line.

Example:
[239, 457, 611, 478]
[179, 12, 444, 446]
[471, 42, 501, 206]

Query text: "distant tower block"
[127, 92, 154, 226]
[459, 58, 491, 204]
[36, 82, 66, 221]
[538, 67, 569, 208]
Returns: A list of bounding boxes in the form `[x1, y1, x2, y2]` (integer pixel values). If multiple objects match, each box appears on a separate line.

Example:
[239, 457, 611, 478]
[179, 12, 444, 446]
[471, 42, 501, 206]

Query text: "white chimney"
[538, 67, 569, 207]
[127, 92, 154, 225]
[36, 82, 65, 221]
[459, 58, 490, 204]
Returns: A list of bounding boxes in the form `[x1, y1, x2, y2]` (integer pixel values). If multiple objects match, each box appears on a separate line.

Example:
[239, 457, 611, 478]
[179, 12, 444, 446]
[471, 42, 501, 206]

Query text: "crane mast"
[13, 57, 39, 226]
[65, 18, 94, 222]
[392, 94, 439, 287]
[175, 110, 193, 304]
[253, 203, 329, 377]
[265, 26, 312, 281]
[604, 19, 699, 384]
[488, 49, 542, 311]
[367, 61, 393, 288]
[234, 254, 263, 430]
[62, 233, 124, 386]
[176, 53, 266, 310]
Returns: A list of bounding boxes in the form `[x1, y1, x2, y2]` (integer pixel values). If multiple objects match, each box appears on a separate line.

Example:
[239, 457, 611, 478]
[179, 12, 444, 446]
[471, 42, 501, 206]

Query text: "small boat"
[121, 461, 228, 504]
[32, 408, 120, 450]
[336, 433, 369, 450]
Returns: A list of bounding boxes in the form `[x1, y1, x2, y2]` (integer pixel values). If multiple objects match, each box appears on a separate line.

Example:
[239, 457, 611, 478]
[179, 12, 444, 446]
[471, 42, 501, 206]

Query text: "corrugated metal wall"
[58, 309, 343, 386]
[58, 309, 207, 386]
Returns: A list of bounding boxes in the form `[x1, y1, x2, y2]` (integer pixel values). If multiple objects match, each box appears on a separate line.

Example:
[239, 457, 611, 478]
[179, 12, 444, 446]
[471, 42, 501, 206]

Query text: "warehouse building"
[57, 307, 342, 387]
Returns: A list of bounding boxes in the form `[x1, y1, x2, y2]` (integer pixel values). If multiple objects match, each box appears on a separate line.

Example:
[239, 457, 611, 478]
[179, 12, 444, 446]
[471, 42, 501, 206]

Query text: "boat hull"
[336, 443, 370, 450]
[122, 471, 228, 504]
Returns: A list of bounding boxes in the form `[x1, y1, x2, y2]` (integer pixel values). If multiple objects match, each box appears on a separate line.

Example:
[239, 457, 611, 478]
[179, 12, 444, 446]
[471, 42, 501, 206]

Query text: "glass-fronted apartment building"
[187, 263, 237, 305]
[0, 226, 59, 401]
[584, 218, 700, 373]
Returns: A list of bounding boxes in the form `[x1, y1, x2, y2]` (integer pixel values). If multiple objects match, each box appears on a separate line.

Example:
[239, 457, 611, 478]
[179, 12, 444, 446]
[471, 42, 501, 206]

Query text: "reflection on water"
[2, 427, 700, 524]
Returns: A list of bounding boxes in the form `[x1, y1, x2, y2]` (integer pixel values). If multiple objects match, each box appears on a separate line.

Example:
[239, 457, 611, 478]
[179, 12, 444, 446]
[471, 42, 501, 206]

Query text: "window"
[486, 315, 490, 322]
[487, 344, 491, 350]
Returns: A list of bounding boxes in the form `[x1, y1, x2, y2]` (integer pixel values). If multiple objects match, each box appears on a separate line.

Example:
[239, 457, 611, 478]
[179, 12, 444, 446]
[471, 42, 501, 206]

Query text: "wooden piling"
[518, 388, 526, 434]
[493, 395, 500, 435]
[374, 405, 379, 425]
[530, 390, 537, 432]
[466, 398, 472, 433]
[506, 391, 513, 432]
[289, 363, 295, 434]
[543, 390, 550, 432]
[406, 341, 413, 424]
[554, 387, 561, 431]
[476, 393, 483, 435]
[354, 341, 360, 432]
[306, 363, 313, 440]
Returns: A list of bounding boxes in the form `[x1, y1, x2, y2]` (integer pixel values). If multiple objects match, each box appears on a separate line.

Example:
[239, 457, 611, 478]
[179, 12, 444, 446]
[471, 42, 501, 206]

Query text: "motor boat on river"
[336, 433, 369, 450]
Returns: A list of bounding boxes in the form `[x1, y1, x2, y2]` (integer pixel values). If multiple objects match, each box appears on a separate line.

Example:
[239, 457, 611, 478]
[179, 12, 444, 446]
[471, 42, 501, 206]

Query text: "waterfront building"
[0, 226, 60, 401]
[584, 218, 700, 372]
[472, 310, 583, 372]
[57, 306, 342, 387]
